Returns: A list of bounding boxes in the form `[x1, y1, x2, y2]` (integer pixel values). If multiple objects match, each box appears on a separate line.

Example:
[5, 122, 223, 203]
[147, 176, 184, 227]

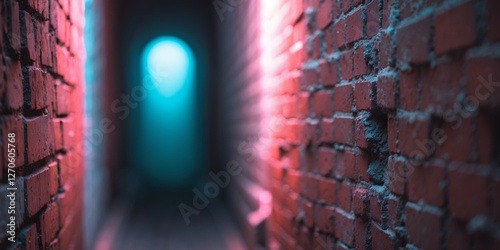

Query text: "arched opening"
[134, 37, 204, 189]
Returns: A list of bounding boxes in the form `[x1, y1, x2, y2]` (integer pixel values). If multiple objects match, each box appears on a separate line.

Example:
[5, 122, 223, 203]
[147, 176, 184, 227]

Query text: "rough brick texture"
[0, 0, 85, 249]
[219, 0, 500, 249]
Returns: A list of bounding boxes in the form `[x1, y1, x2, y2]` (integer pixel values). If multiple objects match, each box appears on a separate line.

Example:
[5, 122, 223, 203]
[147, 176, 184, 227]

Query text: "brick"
[344, 150, 356, 180]
[486, 0, 500, 42]
[23, 224, 38, 250]
[287, 170, 302, 194]
[370, 190, 383, 223]
[387, 197, 399, 230]
[4, 58, 23, 110]
[333, 115, 354, 146]
[334, 150, 346, 180]
[354, 219, 368, 250]
[400, 71, 419, 110]
[381, 0, 391, 28]
[354, 81, 375, 110]
[449, 166, 488, 220]
[25, 167, 51, 217]
[6, 0, 21, 53]
[408, 164, 445, 206]
[319, 177, 336, 204]
[316, 205, 334, 234]
[301, 198, 314, 228]
[397, 16, 431, 64]
[281, 96, 297, 118]
[355, 151, 370, 181]
[324, 26, 335, 54]
[40, 22, 53, 67]
[20, 11, 36, 62]
[376, 74, 396, 110]
[302, 173, 320, 200]
[366, 0, 380, 38]
[345, 7, 363, 44]
[353, 188, 369, 218]
[57, 152, 81, 187]
[337, 181, 351, 211]
[435, 1, 477, 55]
[435, 117, 472, 162]
[406, 203, 442, 250]
[398, 117, 429, 159]
[321, 118, 334, 143]
[295, 226, 310, 249]
[41, 202, 60, 248]
[421, 59, 463, 114]
[340, 50, 352, 80]
[316, 1, 333, 29]
[353, 45, 368, 77]
[302, 68, 319, 88]
[448, 219, 472, 250]
[284, 120, 301, 144]
[387, 156, 405, 196]
[333, 84, 352, 112]
[48, 161, 59, 196]
[53, 120, 63, 151]
[332, 19, 345, 49]
[319, 147, 334, 176]
[371, 223, 394, 250]
[27, 68, 49, 110]
[387, 114, 397, 153]
[313, 232, 335, 249]
[466, 57, 500, 109]
[334, 208, 355, 247]
[311, 34, 321, 59]
[27, 115, 55, 164]
[319, 60, 339, 86]
[377, 32, 392, 68]
[1, 115, 25, 168]
[62, 119, 76, 150]
[313, 90, 333, 117]
[290, 0, 304, 24]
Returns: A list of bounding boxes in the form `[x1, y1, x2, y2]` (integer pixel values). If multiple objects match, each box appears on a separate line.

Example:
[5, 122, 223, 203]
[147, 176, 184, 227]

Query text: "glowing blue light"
[138, 37, 203, 188]
[143, 37, 194, 97]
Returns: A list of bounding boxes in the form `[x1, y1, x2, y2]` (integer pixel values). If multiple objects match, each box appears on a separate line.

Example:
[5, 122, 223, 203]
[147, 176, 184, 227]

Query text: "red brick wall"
[0, 0, 85, 249]
[220, 0, 500, 249]
[217, 0, 269, 247]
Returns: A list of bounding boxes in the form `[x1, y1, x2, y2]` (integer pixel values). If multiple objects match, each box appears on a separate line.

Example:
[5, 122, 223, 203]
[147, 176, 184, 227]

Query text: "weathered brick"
[376, 74, 396, 110]
[1, 115, 25, 168]
[319, 177, 336, 204]
[397, 16, 431, 64]
[344, 7, 363, 44]
[406, 203, 442, 250]
[449, 165, 488, 221]
[319, 60, 339, 86]
[354, 81, 375, 110]
[27, 115, 55, 163]
[316, 0, 333, 30]
[333, 115, 354, 146]
[486, 0, 500, 42]
[25, 167, 51, 217]
[313, 90, 333, 117]
[334, 208, 355, 247]
[4, 58, 23, 110]
[353, 45, 368, 77]
[435, 1, 477, 55]
[333, 84, 353, 112]
[41, 202, 60, 248]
